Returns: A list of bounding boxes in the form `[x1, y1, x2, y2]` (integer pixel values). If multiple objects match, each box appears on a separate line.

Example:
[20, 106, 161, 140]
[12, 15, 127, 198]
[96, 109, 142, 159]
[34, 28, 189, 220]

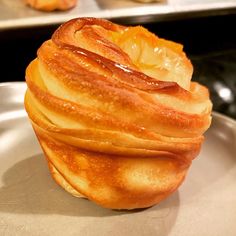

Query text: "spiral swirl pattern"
[25, 18, 212, 209]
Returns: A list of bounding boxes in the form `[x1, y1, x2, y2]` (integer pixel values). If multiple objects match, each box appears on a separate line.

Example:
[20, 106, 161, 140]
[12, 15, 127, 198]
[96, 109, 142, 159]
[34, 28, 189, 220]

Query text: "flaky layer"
[24, 17, 212, 209]
[35, 129, 188, 209]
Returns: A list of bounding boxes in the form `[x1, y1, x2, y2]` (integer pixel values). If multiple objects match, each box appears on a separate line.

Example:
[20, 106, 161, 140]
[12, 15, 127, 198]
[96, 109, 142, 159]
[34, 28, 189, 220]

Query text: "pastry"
[24, 17, 212, 209]
[25, 0, 77, 11]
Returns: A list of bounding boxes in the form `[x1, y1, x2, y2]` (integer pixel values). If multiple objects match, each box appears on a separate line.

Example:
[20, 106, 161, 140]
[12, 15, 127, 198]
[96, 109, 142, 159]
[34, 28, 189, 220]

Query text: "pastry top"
[25, 17, 212, 162]
[25, 0, 77, 11]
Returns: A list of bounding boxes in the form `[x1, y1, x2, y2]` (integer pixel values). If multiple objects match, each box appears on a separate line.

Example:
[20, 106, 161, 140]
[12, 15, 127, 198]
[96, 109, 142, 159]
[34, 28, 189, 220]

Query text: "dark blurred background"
[0, 13, 236, 118]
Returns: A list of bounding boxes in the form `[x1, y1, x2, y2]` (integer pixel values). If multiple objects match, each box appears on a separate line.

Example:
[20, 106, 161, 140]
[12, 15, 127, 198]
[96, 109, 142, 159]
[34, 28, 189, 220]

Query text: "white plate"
[0, 82, 236, 236]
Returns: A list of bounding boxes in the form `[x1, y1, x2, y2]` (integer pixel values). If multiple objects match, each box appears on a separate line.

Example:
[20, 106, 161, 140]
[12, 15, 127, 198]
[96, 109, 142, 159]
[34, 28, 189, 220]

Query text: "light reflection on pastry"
[25, 0, 77, 11]
[24, 17, 212, 209]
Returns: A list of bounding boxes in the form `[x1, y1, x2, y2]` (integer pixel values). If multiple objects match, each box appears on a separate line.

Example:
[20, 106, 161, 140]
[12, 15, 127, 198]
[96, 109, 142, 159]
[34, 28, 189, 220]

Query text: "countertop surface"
[1, 0, 236, 29]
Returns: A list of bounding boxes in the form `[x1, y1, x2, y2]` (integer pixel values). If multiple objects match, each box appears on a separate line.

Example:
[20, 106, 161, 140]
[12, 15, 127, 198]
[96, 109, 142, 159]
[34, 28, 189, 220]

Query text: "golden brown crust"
[25, 0, 77, 11]
[47, 160, 85, 198]
[36, 129, 188, 209]
[24, 17, 212, 209]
